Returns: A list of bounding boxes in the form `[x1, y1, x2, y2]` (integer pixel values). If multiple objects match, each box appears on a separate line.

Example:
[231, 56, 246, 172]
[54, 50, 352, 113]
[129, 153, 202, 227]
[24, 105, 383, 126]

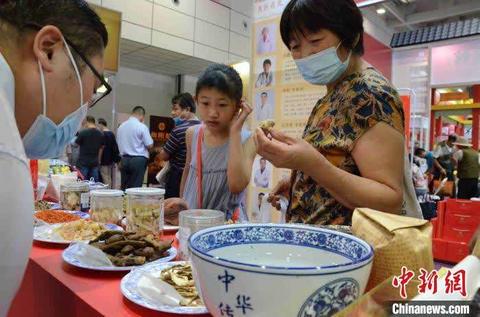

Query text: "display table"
[9, 234, 211, 317]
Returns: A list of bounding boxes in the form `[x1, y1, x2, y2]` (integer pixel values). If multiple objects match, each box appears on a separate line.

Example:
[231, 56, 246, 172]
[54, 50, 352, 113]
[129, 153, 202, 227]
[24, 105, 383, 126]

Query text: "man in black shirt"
[75, 116, 104, 182]
[159, 93, 200, 198]
[98, 118, 120, 187]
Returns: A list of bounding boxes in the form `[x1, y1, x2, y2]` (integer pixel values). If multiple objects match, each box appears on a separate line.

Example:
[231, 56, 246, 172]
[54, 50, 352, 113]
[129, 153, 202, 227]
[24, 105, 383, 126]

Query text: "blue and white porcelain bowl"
[188, 224, 374, 317]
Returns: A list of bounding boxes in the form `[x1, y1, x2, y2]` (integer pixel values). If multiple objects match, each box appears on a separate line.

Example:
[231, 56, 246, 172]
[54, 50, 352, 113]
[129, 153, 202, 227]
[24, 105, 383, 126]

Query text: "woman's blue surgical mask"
[295, 41, 351, 85]
[23, 37, 88, 159]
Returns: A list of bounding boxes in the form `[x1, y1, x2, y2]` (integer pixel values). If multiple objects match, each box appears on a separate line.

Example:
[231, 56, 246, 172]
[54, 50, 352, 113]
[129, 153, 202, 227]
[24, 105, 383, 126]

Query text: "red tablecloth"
[9, 234, 211, 317]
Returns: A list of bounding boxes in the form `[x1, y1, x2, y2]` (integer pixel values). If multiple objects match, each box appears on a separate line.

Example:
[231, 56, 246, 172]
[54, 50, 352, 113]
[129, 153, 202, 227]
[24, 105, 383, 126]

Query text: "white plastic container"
[90, 189, 124, 224]
[126, 187, 165, 236]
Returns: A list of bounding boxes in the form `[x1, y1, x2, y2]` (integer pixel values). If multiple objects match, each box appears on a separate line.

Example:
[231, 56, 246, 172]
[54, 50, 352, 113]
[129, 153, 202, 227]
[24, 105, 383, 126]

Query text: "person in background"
[171, 93, 184, 126]
[412, 148, 429, 198]
[67, 120, 86, 167]
[0, 0, 108, 313]
[66, 140, 76, 166]
[76, 116, 104, 182]
[158, 93, 201, 198]
[256, 0, 422, 225]
[179, 64, 257, 221]
[254, 157, 271, 188]
[425, 150, 435, 173]
[433, 135, 457, 181]
[255, 59, 273, 88]
[414, 148, 428, 174]
[117, 106, 153, 190]
[452, 137, 480, 199]
[98, 118, 120, 187]
[255, 92, 273, 121]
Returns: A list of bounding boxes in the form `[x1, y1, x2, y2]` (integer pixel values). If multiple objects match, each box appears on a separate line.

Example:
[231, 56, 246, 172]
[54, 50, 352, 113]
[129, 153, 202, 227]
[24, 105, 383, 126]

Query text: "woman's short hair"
[280, 0, 364, 55]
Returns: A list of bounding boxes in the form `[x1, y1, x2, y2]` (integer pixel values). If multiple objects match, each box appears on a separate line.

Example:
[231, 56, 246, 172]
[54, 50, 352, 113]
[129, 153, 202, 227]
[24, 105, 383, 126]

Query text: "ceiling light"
[376, 7, 386, 14]
[231, 61, 250, 77]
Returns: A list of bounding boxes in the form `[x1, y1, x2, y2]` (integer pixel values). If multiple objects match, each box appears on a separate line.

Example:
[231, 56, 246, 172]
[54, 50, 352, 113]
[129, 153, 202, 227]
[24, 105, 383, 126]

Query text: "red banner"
[400, 95, 411, 148]
[148, 116, 174, 185]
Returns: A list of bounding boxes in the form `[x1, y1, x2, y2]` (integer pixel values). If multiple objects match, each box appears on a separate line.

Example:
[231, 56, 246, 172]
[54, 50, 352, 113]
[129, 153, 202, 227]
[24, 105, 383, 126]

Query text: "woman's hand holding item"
[254, 128, 326, 173]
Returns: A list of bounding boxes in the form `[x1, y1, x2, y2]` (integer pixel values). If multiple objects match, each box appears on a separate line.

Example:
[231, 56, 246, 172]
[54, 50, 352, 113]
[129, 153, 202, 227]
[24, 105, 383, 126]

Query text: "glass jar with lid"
[60, 182, 90, 211]
[90, 189, 124, 224]
[178, 209, 224, 260]
[126, 187, 165, 236]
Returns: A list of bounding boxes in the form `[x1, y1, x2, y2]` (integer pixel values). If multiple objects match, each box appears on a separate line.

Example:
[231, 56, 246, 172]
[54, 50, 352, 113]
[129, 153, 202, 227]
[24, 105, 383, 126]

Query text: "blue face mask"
[295, 42, 351, 85]
[23, 37, 88, 159]
[173, 117, 185, 126]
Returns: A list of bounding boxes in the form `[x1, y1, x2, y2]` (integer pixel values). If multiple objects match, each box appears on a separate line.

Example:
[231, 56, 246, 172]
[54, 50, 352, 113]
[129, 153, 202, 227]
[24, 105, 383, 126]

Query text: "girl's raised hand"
[231, 99, 253, 133]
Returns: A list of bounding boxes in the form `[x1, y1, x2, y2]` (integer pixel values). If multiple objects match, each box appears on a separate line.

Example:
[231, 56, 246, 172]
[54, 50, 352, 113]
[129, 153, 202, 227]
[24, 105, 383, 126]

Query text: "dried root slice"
[159, 263, 203, 307]
[258, 119, 275, 133]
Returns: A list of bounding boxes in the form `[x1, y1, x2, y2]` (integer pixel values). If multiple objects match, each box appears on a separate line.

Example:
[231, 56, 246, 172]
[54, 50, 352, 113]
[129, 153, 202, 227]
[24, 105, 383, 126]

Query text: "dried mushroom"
[88, 230, 173, 267]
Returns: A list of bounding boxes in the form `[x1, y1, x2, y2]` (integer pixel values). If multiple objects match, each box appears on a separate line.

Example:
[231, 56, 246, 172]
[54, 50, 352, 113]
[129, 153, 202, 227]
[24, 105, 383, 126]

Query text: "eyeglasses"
[25, 23, 112, 108]
[63, 36, 112, 108]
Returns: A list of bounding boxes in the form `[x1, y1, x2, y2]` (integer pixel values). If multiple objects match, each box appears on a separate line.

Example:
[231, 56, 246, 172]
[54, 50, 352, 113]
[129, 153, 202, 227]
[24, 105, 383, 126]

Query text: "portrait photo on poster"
[251, 155, 273, 189]
[255, 57, 276, 88]
[256, 23, 276, 55]
[249, 188, 272, 224]
[254, 90, 275, 122]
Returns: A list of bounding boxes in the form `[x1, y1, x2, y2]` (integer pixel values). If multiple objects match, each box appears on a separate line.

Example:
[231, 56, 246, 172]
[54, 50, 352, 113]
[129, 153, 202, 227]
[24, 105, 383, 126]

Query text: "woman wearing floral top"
[255, 0, 421, 225]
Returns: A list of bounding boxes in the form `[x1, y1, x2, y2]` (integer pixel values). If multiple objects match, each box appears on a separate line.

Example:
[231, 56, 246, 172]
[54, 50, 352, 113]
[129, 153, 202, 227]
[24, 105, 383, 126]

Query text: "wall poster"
[246, 3, 327, 222]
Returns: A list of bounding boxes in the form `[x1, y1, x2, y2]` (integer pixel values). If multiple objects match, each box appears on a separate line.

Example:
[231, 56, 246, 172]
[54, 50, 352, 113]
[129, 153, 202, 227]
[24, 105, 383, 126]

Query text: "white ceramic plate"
[121, 261, 208, 314]
[33, 223, 121, 245]
[164, 225, 179, 231]
[63, 243, 177, 272]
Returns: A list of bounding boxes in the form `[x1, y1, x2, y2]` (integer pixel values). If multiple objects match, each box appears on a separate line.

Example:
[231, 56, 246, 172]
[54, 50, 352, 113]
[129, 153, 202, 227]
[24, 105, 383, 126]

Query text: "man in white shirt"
[254, 157, 270, 188]
[255, 92, 273, 122]
[117, 106, 154, 190]
[255, 59, 273, 88]
[433, 135, 456, 180]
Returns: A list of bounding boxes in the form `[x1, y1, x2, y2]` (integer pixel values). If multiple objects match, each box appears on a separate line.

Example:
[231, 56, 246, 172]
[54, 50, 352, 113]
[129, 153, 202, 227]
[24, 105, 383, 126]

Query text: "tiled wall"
[88, 0, 253, 64]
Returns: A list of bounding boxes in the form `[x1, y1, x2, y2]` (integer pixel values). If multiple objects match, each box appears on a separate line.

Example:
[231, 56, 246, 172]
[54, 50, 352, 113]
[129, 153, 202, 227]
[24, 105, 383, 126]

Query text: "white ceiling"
[119, 39, 214, 76]
[361, 0, 480, 32]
